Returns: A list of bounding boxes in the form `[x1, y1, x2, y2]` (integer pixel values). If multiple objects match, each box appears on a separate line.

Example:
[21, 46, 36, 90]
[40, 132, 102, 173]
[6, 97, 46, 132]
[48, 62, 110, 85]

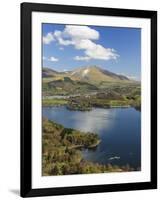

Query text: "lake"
[43, 106, 141, 169]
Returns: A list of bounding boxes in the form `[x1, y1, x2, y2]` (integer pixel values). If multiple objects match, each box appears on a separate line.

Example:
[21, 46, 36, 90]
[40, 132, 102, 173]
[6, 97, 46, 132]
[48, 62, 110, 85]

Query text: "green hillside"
[42, 66, 139, 96]
[42, 66, 141, 110]
[43, 76, 98, 96]
[42, 118, 134, 176]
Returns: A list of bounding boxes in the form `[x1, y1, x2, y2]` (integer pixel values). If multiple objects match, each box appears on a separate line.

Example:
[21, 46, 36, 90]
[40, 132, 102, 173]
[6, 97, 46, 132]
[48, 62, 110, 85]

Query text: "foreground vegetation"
[42, 118, 135, 176]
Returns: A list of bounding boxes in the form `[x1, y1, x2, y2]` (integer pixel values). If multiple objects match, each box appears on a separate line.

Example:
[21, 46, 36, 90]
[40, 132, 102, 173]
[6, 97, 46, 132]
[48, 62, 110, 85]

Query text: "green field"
[43, 99, 68, 106]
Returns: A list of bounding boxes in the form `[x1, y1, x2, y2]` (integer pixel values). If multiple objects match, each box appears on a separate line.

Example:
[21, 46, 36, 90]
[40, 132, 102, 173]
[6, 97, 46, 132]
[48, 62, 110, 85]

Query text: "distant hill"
[42, 66, 138, 96]
[69, 66, 129, 84]
[43, 76, 98, 96]
[43, 66, 130, 84]
[42, 67, 59, 78]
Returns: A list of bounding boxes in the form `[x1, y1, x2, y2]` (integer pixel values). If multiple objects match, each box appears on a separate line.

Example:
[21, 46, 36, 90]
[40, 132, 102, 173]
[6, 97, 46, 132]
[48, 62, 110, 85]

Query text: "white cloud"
[73, 39, 118, 61]
[85, 44, 118, 60]
[44, 25, 119, 61]
[43, 56, 59, 62]
[74, 39, 118, 60]
[74, 39, 94, 50]
[54, 30, 74, 46]
[43, 32, 54, 44]
[57, 37, 73, 46]
[49, 56, 59, 62]
[63, 25, 99, 40]
[74, 56, 90, 61]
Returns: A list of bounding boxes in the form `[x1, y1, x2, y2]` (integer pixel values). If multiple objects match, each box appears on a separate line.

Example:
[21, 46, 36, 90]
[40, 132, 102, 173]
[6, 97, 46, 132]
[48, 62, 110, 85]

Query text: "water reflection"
[43, 107, 141, 168]
[72, 108, 116, 133]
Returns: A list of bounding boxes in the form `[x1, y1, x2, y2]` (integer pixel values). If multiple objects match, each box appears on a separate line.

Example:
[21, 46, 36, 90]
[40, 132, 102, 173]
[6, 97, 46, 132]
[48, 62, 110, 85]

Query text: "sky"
[42, 24, 141, 80]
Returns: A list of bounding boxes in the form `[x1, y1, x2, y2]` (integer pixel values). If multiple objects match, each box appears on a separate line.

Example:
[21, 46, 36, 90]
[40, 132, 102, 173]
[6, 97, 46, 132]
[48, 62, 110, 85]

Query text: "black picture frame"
[21, 2, 157, 197]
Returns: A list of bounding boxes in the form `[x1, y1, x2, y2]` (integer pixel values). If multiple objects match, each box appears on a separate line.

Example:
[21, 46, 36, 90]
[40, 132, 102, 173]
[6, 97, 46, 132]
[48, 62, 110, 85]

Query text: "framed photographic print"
[21, 2, 157, 197]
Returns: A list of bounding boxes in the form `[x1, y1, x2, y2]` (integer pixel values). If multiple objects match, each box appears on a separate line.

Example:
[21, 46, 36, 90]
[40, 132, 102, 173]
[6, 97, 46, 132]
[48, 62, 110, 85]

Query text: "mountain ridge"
[42, 65, 134, 85]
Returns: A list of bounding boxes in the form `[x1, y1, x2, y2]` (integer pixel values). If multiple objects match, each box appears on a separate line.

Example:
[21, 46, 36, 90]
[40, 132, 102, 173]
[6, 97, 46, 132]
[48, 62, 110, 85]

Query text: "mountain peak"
[80, 65, 100, 70]
[42, 65, 131, 83]
[69, 65, 130, 83]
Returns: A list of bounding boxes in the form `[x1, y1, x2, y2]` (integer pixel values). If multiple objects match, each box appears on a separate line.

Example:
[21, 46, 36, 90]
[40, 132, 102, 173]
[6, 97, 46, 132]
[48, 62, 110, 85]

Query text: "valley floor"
[42, 94, 141, 111]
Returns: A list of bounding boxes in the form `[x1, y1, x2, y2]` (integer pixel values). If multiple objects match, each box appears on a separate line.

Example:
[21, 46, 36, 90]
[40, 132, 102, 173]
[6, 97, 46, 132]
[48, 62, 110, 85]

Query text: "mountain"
[43, 66, 130, 84]
[42, 66, 140, 96]
[42, 67, 59, 78]
[69, 66, 129, 83]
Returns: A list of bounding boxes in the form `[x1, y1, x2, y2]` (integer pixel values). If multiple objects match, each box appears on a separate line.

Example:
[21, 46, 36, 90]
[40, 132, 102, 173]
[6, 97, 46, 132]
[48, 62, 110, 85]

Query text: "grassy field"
[42, 98, 68, 106]
[42, 93, 141, 110]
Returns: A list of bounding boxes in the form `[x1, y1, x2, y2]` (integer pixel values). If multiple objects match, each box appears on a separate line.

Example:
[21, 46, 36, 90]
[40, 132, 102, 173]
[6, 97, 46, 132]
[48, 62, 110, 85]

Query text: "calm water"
[43, 107, 141, 169]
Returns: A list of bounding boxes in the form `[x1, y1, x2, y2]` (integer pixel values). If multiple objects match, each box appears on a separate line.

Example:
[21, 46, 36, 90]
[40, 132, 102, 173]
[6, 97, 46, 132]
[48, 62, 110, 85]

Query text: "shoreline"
[66, 139, 101, 150]
[42, 118, 139, 175]
[42, 104, 136, 110]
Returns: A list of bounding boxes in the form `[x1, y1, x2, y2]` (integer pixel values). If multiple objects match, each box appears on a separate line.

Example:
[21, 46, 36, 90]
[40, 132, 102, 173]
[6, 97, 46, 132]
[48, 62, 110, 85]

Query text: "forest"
[42, 118, 135, 176]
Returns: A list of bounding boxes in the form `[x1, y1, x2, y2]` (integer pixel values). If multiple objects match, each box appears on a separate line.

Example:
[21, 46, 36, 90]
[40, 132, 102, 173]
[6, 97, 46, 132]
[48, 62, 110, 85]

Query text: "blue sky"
[42, 24, 141, 80]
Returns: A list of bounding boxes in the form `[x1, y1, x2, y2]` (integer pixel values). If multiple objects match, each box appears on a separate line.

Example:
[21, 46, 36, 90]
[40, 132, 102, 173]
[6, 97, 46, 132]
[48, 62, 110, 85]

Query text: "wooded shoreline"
[42, 118, 139, 176]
